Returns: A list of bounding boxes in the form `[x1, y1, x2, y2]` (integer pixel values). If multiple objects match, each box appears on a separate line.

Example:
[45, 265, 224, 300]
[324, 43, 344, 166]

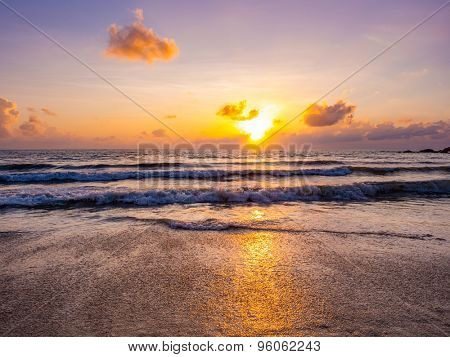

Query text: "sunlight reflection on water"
[204, 232, 303, 336]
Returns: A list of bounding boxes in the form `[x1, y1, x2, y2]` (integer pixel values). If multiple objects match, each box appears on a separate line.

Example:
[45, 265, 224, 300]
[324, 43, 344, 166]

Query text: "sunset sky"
[0, 0, 449, 149]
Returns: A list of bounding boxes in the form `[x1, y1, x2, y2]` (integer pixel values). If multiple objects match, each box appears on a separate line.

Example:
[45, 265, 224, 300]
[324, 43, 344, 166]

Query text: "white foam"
[0, 179, 448, 208]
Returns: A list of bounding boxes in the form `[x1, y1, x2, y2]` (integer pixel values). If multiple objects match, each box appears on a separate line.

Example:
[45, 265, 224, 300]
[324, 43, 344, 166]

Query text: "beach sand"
[0, 225, 449, 336]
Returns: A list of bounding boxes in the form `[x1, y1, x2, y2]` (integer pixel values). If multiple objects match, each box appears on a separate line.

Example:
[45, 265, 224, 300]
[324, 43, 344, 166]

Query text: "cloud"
[106, 9, 179, 64]
[19, 115, 46, 137]
[303, 100, 355, 127]
[94, 135, 116, 141]
[41, 107, 56, 116]
[286, 119, 449, 150]
[216, 100, 259, 121]
[139, 129, 170, 139]
[400, 68, 429, 78]
[366, 120, 449, 141]
[0, 97, 19, 137]
[152, 128, 167, 137]
[165, 114, 176, 119]
[132, 8, 144, 22]
[137, 130, 152, 139]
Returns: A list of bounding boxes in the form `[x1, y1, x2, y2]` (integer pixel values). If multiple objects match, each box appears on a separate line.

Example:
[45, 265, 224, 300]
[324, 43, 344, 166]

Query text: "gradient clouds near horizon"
[0, 0, 449, 149]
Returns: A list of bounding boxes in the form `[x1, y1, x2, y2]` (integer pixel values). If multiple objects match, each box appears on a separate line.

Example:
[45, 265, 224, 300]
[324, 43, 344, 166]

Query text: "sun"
[236, 105, 278, 141]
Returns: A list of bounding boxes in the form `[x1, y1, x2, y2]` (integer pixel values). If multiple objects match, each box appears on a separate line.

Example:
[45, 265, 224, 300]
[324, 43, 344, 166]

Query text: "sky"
[0, 0, 449, 149]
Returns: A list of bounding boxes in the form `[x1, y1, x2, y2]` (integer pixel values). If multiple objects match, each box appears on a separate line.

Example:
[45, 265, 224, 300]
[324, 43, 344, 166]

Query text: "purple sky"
[0, 0, 449, 149]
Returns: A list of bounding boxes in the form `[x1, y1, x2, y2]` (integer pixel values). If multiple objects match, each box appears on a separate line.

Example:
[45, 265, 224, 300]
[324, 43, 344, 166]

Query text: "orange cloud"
[303, 100, 355, 127]
[106, 9, 179, 64]
[0, 97, 19, 137]
[216, 100, 259, 121]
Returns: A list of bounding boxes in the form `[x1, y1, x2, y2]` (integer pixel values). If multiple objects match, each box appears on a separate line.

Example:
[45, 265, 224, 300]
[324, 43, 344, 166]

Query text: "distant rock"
[440, 147, 450, 153]
[419, 149, 436, 153]
[402, 150, 413, 153]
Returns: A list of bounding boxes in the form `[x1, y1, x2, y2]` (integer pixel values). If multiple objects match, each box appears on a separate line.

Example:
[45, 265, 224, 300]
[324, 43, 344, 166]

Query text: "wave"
[0, 163, 56, 171]
[0, 167, 353, 183]
[153, 218, 440, 240]
[0, 162, 188, 171]
[350, 165, 450, 174]
[1, 179, 448, 208]
[73, 162, 188, 169]
[0, 159, 346, 172]
[2, 164, 449, 184]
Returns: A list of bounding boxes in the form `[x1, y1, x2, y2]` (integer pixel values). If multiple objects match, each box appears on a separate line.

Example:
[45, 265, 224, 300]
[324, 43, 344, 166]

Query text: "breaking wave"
[0, 179, 448, 208]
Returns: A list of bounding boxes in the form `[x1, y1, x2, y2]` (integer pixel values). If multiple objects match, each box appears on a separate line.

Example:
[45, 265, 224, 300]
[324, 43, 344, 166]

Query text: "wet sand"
[0, 225, 449, 336]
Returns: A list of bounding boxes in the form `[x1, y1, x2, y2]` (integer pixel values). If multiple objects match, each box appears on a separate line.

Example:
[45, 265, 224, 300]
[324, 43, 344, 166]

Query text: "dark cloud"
[303, 100, 355, 127]
[287, 119, 449, 149]
[216, 100, 259, 121]
[152, 128, 167, 138]
[0, 97, 19, 137]
[106, 9, 179, 64]
[366, 120, 449, 141]
[19, 115, 45, 137]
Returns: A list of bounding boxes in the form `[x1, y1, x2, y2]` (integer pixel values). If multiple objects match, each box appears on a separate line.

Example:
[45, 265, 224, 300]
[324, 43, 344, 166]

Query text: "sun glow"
[236, 105, 278, 141]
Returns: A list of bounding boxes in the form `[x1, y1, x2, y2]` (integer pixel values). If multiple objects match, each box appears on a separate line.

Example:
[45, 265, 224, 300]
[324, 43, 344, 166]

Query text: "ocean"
[0, 149, 449, 239]
[1, 149, 449, 336]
